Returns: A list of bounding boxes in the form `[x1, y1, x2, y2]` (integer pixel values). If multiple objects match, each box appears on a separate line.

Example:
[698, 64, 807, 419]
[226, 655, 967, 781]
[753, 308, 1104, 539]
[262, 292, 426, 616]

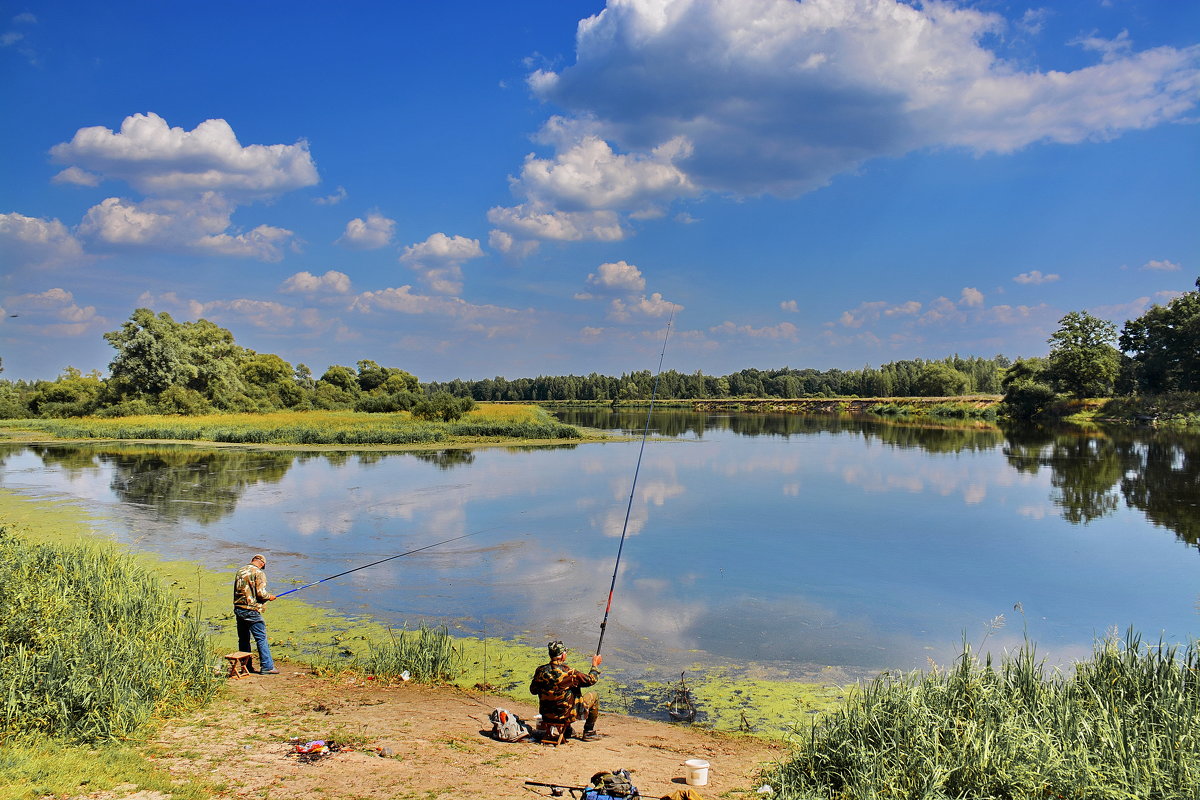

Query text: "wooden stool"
[224, 651, 253, 679]
[537, 720, 569, 746]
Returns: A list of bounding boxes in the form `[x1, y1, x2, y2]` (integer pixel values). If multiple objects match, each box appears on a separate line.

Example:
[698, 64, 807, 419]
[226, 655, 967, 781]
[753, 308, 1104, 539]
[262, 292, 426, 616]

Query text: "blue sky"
[2, 0, 1197, 383]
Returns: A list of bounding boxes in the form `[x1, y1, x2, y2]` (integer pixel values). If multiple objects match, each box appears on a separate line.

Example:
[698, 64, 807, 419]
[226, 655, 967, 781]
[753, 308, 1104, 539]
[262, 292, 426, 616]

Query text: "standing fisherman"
[529, 640, 602, 740]
[234, 553, 278, 674]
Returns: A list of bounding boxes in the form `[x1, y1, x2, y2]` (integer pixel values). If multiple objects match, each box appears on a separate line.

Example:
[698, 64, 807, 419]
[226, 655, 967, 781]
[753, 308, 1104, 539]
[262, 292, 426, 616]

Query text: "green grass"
[762, 630, 1200, 799]
[0, 739, 215, 800]
[0, 528, 220, 742]
[0, 405, 584, 446]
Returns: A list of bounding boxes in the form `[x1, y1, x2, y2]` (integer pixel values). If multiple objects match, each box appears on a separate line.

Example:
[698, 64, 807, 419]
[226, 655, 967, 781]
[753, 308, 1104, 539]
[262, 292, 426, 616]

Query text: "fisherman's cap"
[251, 553, 267, 563]
[548, 640, 567, 658]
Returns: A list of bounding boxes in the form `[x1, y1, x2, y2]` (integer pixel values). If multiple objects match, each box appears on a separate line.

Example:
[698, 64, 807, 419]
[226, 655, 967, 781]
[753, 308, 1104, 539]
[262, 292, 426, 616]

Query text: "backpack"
[584, 769, 639, 800]
[488, 707, 531, 742]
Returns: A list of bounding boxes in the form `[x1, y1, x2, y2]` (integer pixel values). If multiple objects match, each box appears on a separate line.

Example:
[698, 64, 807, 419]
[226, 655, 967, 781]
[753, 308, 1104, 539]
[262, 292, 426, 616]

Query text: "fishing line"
[595, 311, 675, 661]
[274, 524, 505, 598]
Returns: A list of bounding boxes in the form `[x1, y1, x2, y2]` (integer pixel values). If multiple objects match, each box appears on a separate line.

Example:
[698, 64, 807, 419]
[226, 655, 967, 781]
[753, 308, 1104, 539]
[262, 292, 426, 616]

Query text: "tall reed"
[316, 624, 458, 683]
[0, 528, 219, 742]
[763, 631, 1200, 799]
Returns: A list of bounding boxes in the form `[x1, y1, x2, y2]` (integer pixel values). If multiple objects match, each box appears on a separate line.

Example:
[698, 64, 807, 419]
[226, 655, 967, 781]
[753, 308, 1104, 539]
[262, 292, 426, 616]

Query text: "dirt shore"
[146, 664, 787, 800]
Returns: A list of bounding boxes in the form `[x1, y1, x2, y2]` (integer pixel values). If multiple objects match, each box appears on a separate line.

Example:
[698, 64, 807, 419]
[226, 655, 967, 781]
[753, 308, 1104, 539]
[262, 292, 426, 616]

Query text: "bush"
[156, 386, 212, 416]
[355, 390, 418, 413]
[0, 529, 218, 741]
[1002, 380, 1058, 419]
[94, 398, 156, 418]
[412, 392, 476, 422]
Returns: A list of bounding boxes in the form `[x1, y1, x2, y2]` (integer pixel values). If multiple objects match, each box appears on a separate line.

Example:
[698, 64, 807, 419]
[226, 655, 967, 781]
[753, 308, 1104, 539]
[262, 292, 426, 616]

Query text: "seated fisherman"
[529, 640, 602, 740]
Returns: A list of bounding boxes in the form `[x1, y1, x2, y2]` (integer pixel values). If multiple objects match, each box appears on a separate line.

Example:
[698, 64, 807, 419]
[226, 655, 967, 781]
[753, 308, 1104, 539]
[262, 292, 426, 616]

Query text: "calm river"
[2, 410, 1196, 680]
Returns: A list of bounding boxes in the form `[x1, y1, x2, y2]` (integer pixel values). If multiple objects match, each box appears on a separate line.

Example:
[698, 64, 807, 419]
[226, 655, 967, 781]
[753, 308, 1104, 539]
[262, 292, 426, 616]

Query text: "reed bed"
[0, 528, 219, 742]
[15, 405, 583, 445]
[762, 632, 1200, 799]
[315, 624, 459, 684]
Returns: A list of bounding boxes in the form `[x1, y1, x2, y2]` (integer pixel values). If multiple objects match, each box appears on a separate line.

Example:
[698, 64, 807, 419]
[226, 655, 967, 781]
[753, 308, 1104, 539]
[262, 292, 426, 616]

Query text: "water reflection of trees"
[556, 408, 1006, 452]
[30, 445, 294, 524]
[1003, 428, 1200, 548]
[560, 408, 1198, 547]
[411, 449, 476, 470]
[1120, 437, 1200, 547]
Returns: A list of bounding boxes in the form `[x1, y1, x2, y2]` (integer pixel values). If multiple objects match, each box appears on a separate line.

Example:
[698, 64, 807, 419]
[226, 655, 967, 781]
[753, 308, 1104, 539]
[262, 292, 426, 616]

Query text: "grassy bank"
[0, 404, 584, 447]
[1095, 392, 1200, 428]
[0, 521, 222, 800]
[763, 633, 1200, 799]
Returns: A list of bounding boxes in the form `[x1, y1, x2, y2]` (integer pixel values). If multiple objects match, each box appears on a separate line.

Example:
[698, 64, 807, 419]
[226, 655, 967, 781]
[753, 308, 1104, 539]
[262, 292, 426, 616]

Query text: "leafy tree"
[104, 309, 197, 397]
[1119, 278, 1200, 394]
[913, 363, 970, 397]
[318, 365, 360, 393]
[1045, 311, 1120, 398]
[294, 363, 316, 390]
[104, 309, 254, 411]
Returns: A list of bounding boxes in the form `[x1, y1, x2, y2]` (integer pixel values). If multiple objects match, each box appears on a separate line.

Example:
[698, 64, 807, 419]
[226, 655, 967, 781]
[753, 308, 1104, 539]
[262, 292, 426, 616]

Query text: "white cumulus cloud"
[487, 204, 626, 244]
[0, 213, 86, 268]
[77, 193, 295, 261]
[399, 233, 485, 295]
[587, 260, 646, 293]
[52, 166, 101, 187]
[281, 270, 352, 294]
[960, 287, 984, 307]
[610, 292, 681, 321]
[516, 134, 694, 212]
[336, 211, 396, 250]
[42, 113, 316, 261]
[530, 0, 1200, 198]
[710, 320, 799, 340]
[350, 285, 520, 320]
[50, 112, 318, 197]
[1142, 259, 1180, 271]
[3, 287, 103, 336]
[1014, 270, 1060, 284]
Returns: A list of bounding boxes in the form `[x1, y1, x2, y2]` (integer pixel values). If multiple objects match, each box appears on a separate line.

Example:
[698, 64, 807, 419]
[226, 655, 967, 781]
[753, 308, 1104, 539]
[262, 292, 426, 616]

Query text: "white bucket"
[684, 758, 710, 786]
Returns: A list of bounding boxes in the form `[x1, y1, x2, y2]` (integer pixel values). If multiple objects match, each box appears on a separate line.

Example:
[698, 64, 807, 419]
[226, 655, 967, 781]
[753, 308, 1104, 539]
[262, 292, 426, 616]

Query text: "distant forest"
[425, 355, 1010, 402]
[0, 278, 1195, 420]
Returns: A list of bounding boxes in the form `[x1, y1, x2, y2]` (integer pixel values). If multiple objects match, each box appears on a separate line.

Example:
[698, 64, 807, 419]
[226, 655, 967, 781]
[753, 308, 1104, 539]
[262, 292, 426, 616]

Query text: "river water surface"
[2, 410, 1196, 680]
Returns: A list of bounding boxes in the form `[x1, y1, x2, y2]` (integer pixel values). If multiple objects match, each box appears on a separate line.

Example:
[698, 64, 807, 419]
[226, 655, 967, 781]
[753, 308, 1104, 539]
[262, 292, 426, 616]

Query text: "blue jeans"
[234, 607, 274, 671]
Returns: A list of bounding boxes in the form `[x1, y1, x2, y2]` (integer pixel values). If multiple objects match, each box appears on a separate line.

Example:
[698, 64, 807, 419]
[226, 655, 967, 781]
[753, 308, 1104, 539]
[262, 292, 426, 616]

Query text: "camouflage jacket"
[529, 660, 597, 723]
[233, 564, 269, 612]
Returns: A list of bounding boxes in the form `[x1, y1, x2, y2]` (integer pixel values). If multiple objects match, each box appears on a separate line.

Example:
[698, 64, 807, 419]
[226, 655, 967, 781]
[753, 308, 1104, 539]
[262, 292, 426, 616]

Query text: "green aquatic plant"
[0, 527, 219, 742]
[762, 630, 1200, 799]
[314, 624, 458, 684]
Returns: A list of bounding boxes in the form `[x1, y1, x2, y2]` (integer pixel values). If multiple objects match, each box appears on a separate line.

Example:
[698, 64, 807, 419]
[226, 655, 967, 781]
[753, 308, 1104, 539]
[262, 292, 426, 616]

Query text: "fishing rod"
[594, 311, 675, 663]
[274, 525, 504, 598]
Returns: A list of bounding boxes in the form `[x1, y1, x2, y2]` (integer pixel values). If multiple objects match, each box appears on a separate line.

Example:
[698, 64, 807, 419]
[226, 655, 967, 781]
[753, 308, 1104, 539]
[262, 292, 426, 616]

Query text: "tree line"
[425, 354, 1012, 403]
[0, 308, 473, 421]
[0, 278, 1194, 420]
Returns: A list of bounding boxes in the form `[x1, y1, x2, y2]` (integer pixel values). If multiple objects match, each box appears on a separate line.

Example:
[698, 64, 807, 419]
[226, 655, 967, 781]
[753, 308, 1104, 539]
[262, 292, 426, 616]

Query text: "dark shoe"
[580, 730, 603, 741]
[261, 668, 280, 675]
